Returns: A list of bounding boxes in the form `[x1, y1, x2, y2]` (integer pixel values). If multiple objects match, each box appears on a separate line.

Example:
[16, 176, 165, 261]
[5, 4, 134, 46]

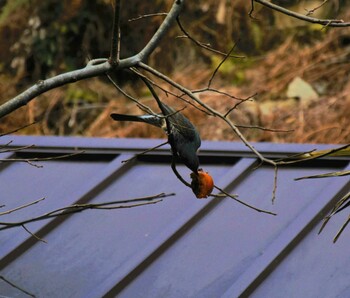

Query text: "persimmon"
[191, 169, 214, 198]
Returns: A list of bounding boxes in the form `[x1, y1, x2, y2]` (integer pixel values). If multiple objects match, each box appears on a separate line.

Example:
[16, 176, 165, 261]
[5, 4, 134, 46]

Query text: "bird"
[110, 102, 201, 173]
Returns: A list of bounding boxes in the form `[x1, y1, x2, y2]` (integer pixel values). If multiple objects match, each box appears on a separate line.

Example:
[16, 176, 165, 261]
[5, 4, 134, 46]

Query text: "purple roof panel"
[0, 135, 349, 297]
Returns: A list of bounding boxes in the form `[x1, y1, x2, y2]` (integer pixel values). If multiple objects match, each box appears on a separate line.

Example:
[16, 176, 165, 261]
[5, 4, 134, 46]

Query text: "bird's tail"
[110, 113, 163, 127]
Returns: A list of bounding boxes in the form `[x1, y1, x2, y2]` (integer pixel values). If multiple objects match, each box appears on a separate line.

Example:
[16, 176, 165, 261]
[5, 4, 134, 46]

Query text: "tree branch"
[0, 276, 35, 297]
[0, 193, 175, 230]
[212, 185, 277, 216]
[253, 0, 350, 27]
[176, 17, 244, 58]
[305, 0, 329, 16]
[109, 0, 122, 65]
[137, 0, 184, 61]
[0, 0, 185, 119]
[0, 198, 45, 216]
[0, 60, 115, 119]
[1, 151, 85, 168]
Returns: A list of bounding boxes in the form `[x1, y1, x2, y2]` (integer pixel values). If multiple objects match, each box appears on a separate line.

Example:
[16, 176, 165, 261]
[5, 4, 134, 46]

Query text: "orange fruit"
[190, 169, 214, 198]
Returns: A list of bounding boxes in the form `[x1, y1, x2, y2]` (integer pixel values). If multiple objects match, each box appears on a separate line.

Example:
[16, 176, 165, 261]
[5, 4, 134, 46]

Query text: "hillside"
[0, 0, 349, 144]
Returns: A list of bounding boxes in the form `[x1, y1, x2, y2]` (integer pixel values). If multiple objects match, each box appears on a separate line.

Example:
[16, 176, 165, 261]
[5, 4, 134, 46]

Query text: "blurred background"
[0, 0, 349, 143]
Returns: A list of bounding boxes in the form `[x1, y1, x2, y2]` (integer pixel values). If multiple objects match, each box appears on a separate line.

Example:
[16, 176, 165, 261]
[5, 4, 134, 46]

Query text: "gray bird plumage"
[111, 102, 201, 172]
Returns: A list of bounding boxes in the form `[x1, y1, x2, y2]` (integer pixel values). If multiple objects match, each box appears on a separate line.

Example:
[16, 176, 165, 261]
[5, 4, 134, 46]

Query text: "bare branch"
[305, 0, 329, 16]
[276, 143, 350, 165]
[106, 74, 157, 115]
[295, 170, 350, 181]
[253, 0, 350, 27]
[0, 193, 175, 230]
[129, 13, 168, 22]
[109, 0, 122, 65]
[0, 121, 37, 137]
[121, 141, 169, 163]
[137, 0, 184, 61]
[0, 198, 45, 216]
[208, 43, 238, 88]
[212, 185, 277, 216]
[235, 124, 293, 133]
[1, 151, 85, 168]
[22, 224, 47, 243]
[0, 144, 35, 153]
[176, 17, 244, 58]
[272, 166, 278, 204]
[0, 1, 185, 119]
[224, 96, 256, 117]
[249, 0, 258, 20]
[192, 88, 254, 102]
[333, 215, 350, 243]
[131, 68, 213, 115]
[0, 275, 36, 297]
[0, 60, 112, 119]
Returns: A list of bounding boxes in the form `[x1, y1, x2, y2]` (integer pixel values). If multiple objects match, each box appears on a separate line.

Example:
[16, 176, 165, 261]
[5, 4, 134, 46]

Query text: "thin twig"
[272, 166, 278, 204]
[192, 88, 254, 102]
[176, 17, 244, 58]
[253, 0, 349, 27]
[318, 215, 331, 235]
[0, 121, 37, 137]
[121, 141, 169, 163]
[131, 68, 213, 116]
[22, 224, 47, 243]
[319, 192, 350, 242]
[0, 197, 45, 216]
[106, 73, 157, 115]
[333, 216, 350, 243]
[235, 124, 293, 133]
[0, 275, 36, 297]
[213, 185, 277, 215]
[1, 151, 85, 168]
[129, 13, 168, 22]
[137, 0, 185, 61]
[276, 143, 350, 165]
[249, 0, 258, 20]
[295, 170, 350, 181]
[208, 43, 238, 88]
[0, 193, 175, 230]
[0, 144, 35, 153]
[224, 95, 256, 118]
[94, 199, 163, 209]
[305, 0, 329, 16]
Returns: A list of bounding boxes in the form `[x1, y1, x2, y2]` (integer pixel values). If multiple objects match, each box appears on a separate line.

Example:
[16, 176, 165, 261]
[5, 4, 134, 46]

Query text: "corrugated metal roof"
[0, 135, 349, 297]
